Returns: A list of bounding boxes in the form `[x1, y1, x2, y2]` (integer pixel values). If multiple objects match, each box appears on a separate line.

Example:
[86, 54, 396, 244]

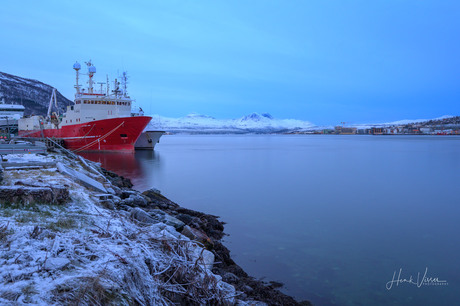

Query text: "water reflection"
[78, 151, 161, 190]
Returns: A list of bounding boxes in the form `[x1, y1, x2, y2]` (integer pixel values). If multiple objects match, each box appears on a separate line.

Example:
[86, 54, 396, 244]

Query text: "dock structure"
[0, 136, 69, 155]
[0, 142, 47, 155]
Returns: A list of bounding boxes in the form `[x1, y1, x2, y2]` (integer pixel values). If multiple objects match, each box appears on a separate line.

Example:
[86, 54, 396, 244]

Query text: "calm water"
[82, 135, 460, 305]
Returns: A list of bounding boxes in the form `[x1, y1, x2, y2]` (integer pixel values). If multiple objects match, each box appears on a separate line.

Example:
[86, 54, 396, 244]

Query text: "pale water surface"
[82, 135, 460, 305]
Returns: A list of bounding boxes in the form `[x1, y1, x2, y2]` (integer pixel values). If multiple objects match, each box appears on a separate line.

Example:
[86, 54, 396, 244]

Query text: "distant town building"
[335, 126, 357, 134]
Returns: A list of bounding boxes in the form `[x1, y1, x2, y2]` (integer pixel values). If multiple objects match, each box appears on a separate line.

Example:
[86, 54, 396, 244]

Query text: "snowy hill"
[146, 112, 315, 134]
[0, 71, 72, 116]
[350, 115, 457, 129]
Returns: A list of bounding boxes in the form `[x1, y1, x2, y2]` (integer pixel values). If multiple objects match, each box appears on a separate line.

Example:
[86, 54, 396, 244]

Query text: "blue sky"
[1, 0, 459, 125]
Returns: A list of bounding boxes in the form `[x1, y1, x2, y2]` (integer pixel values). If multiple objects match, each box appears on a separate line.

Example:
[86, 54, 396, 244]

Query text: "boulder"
[130, 207, 159, 225]
[222, 272, 239, 284]
[150, 209, 185, 231]
[43, 257, 70, 271]
[181, 225, 213, 248]
[13, 181, 70, 205]
[57, 162, 107, 193]
[0, 185, 69, 205]
[191, 247, 215, 270]
[121, 194, 148, 207]
[142, 188, 179, 210]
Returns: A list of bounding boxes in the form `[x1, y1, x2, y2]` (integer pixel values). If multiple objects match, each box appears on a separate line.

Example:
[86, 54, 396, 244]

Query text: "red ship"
[18, 61, 152, 152]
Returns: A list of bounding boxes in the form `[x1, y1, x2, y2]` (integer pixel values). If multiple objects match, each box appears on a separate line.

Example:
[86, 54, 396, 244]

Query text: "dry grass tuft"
[52, 273, 126, 306]
[0, 222, 10, 241]
[47, 217, 76, 231]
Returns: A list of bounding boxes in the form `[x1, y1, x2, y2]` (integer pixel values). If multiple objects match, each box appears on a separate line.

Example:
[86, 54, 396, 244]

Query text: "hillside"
[0, 71, 72, 116]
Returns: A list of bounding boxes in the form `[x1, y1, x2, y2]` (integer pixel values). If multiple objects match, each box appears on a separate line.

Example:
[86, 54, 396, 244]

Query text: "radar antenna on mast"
[85, 60, 96, 94]
[73, 61, 81, 94]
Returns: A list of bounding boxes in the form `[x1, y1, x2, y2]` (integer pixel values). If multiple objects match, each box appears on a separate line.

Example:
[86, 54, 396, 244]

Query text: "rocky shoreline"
[0, 149, 311, 305]
[102, 169, 311, 306]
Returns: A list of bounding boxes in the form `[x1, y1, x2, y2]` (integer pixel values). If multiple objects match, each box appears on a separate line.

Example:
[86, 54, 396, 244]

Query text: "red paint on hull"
[19, 116, 152, 152]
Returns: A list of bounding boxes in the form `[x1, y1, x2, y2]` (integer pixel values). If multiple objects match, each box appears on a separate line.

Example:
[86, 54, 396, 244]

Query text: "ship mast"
[73, 61, 81, 94]
[121, 71, 128, 97]
[85, 60, 96, 94]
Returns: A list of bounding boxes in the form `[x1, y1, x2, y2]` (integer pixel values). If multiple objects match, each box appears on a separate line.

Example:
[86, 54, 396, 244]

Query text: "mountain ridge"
[146, 112, 315, 133]
[0, 71, 72, 116]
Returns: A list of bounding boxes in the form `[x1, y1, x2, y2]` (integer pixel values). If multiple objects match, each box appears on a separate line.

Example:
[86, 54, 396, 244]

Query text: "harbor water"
[82, 135, 460, 305]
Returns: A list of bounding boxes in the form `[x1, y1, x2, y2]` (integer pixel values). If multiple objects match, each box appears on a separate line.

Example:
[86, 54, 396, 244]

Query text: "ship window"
[120, 134, 128, 138]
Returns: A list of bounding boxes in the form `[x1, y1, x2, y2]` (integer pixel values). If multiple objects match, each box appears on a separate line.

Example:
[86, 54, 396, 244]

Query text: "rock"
[240, 285, 253, 293]
[142, 188, 179, 210]
[141, 187, 162, 198]
[150, 209, 185, 231]
[13, 181, 70, 204]
[0, 186, 69, 205]
[181, 225, 213, 248]
[222, 272, 239, 284]
[57, 162, 107, 193]
[120, 190, 138, 199]
[43, 257, 70, 271]
[175, 213, 194, 225]
[176, 207, 224, 240]
[130, 207, 159, 225]
[99, 199, 115, 210]
[49, 185, 70, 204]
[100, 168, 133, 188]
[163, 214, 185, 231]
[192, 247, 215, 270]
[121, 194, 148, 207]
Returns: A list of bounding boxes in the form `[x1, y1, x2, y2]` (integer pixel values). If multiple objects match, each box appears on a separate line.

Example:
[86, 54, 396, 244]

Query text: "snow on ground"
[0, 153, 238, 305]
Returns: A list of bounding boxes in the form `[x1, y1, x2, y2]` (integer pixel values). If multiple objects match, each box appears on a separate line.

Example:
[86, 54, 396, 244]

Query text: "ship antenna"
[85, 60, 96, 94]
[106, 74, 110, 96]
[122, 71, 128, 97]
[73, 61, 81, 95]
[97, 82, 105, 94]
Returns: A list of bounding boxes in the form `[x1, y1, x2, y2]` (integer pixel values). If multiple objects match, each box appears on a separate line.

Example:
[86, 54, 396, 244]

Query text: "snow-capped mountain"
[146, 112, 315, 133]
[0, 71, 72, 116]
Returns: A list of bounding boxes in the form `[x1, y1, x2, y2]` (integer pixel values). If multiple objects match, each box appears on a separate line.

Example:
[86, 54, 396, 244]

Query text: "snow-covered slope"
[0, 71, 72, 116]
[352, 115, 456, 129]
[0, 152, 237, 305]
[146, 112, 315, 133]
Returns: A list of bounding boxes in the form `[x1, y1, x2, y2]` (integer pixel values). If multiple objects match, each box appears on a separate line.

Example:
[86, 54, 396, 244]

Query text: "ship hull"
[18, 116, 152, 152]
[134, 130, 165, 150]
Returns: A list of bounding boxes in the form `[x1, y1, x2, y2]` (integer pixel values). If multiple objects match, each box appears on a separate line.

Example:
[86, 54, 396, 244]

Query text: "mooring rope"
[74, 121, 125, 152]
